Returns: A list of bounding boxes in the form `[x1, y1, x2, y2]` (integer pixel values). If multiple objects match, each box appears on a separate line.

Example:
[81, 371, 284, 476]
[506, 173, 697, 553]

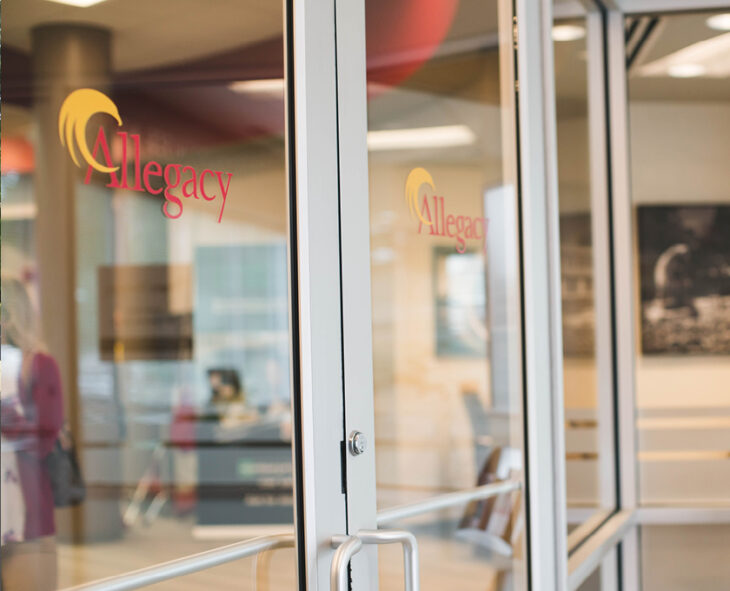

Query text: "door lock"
[348, 431, 367, 456]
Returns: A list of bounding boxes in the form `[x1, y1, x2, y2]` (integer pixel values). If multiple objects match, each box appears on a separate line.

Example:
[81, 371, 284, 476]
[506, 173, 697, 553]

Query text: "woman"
[1, 276, 64, 591]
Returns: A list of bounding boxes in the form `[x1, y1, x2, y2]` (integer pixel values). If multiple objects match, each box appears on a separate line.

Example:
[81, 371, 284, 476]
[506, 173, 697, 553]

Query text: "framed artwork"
[433, 247, 488, 357]
[637, 205, 730, 355]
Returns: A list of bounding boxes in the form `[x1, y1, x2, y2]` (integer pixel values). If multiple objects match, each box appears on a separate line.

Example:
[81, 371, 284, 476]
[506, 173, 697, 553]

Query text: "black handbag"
[45, 424, 86, 507]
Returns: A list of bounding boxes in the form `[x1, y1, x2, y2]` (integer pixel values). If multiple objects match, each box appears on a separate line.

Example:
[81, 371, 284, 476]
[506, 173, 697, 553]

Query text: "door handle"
[330, 529, 419, 591]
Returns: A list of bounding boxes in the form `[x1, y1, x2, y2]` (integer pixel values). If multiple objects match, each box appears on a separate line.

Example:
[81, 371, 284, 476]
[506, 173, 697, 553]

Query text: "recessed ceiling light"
[229, 79, 285, 95]
[367, 125, 476, 151]
[44, 0, 108, 6]
[707, 13, 730, 31]
[667, 63, 706, 78]
[639, 33, 730, 79]
[552, 25, 586, 42]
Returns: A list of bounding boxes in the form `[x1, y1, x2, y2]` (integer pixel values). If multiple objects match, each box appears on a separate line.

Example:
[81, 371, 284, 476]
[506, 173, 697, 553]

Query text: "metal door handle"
[330, 529, 419, 591]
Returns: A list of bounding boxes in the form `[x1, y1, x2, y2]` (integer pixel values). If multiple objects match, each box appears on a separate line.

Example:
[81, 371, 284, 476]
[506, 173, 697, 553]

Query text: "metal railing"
[60, 479, 520, 591]
[376, 479, 521, 526]
[62, 533, 294, 591]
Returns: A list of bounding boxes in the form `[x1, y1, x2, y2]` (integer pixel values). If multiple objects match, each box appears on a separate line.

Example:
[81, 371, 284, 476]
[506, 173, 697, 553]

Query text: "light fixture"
[366, 125, 476, 151]
[552, 24, 586, 42]
[44, 0, 108, 6]
[639, 32, 730, 79]
[667, 63, 706, 78]
[229, 79, 285, 95]
[707, 13, 730, 31]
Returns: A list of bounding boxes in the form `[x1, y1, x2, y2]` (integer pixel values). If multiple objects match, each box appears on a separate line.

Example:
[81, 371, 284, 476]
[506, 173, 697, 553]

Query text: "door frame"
[289, 0, 573, 589]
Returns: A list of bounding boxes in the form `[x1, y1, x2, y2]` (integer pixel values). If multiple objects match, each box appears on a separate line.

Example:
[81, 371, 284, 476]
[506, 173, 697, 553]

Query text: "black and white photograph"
[638, 205, 730, 355]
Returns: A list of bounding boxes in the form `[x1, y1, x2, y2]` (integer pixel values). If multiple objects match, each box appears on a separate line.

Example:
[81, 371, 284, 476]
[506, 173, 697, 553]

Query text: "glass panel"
[364, 0, 526, 589]
[553, 0, 617, 539]
[627, 11, 730, 591]
[1, 2, 295, 589]
[626, 10, 730, 507]
[640, 525, 730, 590]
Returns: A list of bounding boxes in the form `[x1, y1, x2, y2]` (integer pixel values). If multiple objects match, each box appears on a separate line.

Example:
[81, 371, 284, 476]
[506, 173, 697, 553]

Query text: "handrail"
[59, 480, 519, 590]
[61, 532, 295, 591]
[376, 479, 521, 526]
[567, 511, 635, 591]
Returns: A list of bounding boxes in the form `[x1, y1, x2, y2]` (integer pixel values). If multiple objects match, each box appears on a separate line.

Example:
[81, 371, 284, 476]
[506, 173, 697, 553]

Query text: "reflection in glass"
[0, 2, 295, 588]
[365, 0, 525, 589]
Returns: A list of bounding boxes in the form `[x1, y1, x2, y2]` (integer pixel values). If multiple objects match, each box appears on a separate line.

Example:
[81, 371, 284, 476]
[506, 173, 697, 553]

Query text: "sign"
[59, 88, 233, 222]
[405, 167, 489, 253]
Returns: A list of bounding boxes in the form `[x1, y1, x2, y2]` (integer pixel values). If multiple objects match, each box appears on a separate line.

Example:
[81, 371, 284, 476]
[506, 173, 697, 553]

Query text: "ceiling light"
[667, 63, 706, 78]
[639, 33, 730, 79]
[707, 13, 730, 31]
[367, 125, 476, 151]
[229, 79, 285, 95]
[552, 25, 586, 42]
[44, 0, 108, 6]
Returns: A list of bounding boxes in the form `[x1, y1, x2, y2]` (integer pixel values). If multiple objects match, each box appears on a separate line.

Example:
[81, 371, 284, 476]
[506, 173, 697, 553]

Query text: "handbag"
[45, 423, 86, 507]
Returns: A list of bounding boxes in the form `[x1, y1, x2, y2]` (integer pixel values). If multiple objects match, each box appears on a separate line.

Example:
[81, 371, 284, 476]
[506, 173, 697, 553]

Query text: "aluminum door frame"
[514, 0, 570, 588]
[289, 0, 349, 588]
[291, 0, 577, 587]
[329, 0, 572, 589]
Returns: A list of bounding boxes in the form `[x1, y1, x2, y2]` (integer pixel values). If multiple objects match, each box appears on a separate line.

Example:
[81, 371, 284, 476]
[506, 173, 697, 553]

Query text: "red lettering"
[432, 195, 440, 235]
[131, 134, 143, 190]
[215, 171, 233, 223]
[200, 169, 216, 201]
[143, 161, 163, 195]
[418, 196, 435, 235]
[473, 218, 483, 239]
[182, 166, 198, 198]
[162, 164, 183, 219]
[440, 196, 446, 236]
[118, 131, 128, 188]
[446, 214, 455, 237]
[84, 127, 120, 187]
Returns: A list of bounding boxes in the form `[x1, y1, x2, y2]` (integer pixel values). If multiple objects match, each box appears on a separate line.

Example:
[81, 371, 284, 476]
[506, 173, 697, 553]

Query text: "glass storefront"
[1, 2, 296, 588]
[1, 1, 728, 590]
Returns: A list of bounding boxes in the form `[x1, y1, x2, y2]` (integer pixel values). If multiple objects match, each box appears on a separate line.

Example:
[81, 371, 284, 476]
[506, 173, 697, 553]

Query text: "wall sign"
[405, 167, 488, 253]
[59, 88, 233, 222]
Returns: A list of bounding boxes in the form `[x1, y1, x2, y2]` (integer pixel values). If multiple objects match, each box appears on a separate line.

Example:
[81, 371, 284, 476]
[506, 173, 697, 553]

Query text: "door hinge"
[512, 15, 519, 50]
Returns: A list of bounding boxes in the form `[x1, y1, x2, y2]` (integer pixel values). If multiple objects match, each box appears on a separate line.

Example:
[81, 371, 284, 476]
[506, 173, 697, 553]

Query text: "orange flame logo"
[404, 167, 435, 226]
[58, 88, 122, 173]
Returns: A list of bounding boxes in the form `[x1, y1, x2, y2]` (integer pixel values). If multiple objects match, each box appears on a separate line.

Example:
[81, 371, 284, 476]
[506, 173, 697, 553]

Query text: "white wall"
[629, 101, 730, 504]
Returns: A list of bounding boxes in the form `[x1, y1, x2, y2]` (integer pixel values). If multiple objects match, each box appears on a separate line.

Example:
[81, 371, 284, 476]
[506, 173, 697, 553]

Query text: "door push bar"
[330, 529, 419, 591]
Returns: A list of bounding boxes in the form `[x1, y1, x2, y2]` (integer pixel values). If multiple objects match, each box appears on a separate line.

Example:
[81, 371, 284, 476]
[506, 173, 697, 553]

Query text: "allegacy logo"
[405, 167, 488, 253]
[59, 89, 232, 222]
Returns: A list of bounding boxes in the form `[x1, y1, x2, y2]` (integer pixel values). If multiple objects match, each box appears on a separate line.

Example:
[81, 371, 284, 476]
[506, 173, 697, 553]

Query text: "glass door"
[328, 0, 568, 589]
[1, 1, 308, 589]
[361, 0, 527, 588]
[2, 0, 570, 589]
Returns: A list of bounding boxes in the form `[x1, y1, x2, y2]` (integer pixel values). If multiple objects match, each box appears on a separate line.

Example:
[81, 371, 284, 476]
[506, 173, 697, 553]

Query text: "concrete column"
[32, 24, 112, 543]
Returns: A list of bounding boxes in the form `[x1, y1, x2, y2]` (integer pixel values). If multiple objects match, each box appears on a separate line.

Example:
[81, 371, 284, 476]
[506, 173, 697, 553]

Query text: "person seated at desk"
[207, 368, 257, 428]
